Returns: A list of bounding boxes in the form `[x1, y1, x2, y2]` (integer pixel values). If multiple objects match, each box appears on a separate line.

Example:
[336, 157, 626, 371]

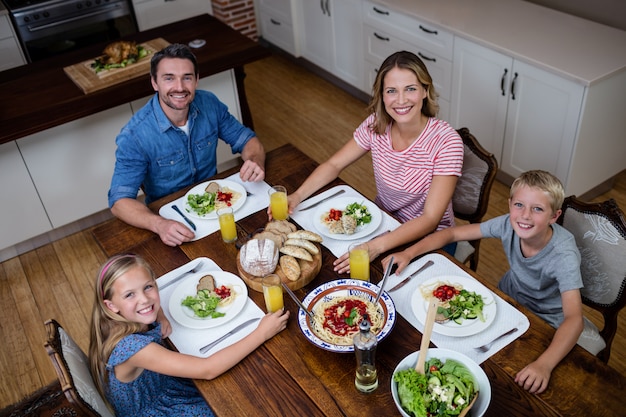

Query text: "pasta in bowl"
[297, 279, 396, 353]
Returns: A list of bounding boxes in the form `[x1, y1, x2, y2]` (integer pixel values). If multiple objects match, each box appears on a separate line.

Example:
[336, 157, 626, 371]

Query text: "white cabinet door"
[0, 141, 52, 250]
[330, 0, 363, 87]
[17, 105, 132, 228]
[299, 0, 332, 69]
[501, 60, 584, 181]
[132, 0, 212, 31]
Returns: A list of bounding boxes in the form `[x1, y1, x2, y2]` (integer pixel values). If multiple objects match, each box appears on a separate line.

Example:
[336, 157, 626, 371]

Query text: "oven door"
[16, 2, 138, 63]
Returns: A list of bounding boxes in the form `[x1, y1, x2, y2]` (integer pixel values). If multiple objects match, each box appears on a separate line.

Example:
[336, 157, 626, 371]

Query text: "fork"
[474, 327, 518, 352]
[159, 260, 205, 290]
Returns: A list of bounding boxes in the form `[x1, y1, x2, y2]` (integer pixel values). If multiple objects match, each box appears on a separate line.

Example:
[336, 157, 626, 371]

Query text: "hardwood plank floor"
[1, 53, 624, 409]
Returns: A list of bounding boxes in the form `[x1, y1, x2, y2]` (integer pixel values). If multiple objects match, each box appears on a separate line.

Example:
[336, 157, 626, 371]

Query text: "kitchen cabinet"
[0, 141, 52, 251]
[362, 0, 453, 121]
[0, 14, 26, 71]
[296, 0, 363, 87]
[132, 0, 213, 31]
[450, 37, 584, 186]
[255, 0, 299, 56]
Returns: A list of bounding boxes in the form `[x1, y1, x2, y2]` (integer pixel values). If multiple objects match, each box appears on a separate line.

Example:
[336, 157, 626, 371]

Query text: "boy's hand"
[515, 361, 551, 394]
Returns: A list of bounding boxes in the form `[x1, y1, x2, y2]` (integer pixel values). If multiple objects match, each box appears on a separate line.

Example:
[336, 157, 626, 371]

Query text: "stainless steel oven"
[3, 0, 138, 63]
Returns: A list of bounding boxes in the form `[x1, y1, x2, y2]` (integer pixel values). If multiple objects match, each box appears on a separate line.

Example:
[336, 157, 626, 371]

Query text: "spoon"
[415, 299, 438, 374]
[282, 282, 314, 319]
[458, 391, 479, 417]
[373, 256, 393, 305]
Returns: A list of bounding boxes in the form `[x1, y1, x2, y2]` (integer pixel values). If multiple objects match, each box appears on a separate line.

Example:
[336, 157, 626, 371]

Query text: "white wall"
[525, 0, 626, 31]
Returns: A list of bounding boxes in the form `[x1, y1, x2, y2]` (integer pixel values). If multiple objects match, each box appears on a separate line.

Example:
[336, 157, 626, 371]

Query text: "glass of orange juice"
[268, 185, 289, 221]
[217, 207, 237, 243]
[349, 242, 370, 281]
[262, 274, 284, 313]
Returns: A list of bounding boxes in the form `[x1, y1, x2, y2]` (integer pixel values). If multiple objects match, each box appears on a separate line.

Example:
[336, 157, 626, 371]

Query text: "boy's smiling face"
[508, 185, 560, 245]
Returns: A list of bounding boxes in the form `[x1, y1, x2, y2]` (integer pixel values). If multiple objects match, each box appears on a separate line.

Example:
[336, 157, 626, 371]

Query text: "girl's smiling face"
[508, 185, 560, 242]
[382, 67, 428, 123]
[104, 265, 160, 325]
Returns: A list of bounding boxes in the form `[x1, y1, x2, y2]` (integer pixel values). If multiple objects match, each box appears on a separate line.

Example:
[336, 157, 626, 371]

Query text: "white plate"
[169, 270, 248, 329]
[411, 275, 496, 337]
[312, 196, 382, 240]
[183, 180, 247, 220]
[297, 279, 396, 353]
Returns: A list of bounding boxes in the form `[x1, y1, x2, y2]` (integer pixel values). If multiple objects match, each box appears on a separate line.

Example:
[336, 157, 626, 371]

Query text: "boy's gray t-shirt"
[480, 214, 582, 328]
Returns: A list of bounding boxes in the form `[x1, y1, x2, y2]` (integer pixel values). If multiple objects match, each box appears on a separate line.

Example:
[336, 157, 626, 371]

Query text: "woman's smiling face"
[382, 67, 428, 123]
[104, 265, 161, 325]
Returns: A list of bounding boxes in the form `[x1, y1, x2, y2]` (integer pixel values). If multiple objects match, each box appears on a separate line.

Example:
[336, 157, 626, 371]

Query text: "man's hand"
[156, 217, 195, 246]
[239, 159, 265, 182]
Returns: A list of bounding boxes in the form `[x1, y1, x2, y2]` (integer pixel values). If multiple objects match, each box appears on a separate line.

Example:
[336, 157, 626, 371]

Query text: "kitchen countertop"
[0, 14, 270, 145]
[373, 0, 626, 85]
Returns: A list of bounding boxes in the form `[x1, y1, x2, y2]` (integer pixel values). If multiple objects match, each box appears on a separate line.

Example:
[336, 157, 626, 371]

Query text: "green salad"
[181, 289, 225, 318]
[438, 289, 486, 325]
[187, 192, 217, 216]
[394, 357, 477, 417]
[344, 202, 372, 226]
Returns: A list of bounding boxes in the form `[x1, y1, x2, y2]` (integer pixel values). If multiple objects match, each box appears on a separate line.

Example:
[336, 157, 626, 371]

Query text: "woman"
[280, 51, 464, 272]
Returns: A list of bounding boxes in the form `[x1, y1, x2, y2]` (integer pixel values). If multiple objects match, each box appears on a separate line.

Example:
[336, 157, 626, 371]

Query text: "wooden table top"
[0, 14, 270, 144]
[92, 143, 625, 416]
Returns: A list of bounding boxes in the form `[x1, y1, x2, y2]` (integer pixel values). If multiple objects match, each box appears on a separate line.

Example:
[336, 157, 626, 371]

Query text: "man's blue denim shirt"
[108, 90, 255, 206]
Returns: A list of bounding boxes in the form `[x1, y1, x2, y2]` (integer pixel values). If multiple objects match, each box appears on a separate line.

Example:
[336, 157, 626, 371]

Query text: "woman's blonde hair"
[367, 50, 439, 135]
[510, 170, 565, 213]
[89, 254, 156, 404]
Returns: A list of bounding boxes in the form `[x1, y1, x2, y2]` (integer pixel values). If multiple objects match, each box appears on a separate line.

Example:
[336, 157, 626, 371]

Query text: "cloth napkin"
[290, 185, 402, 258]
[158, 173, 272, 241]
[157, 257, 265, 357]
[387, 253, 530, 364]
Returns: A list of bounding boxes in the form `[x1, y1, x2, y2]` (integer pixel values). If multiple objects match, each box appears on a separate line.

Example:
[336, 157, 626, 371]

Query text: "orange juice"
[218, 209, 237, 243]
[262, 275, 284, 313]
[349, 247, 370, 281]
[269, 186, 288, 220]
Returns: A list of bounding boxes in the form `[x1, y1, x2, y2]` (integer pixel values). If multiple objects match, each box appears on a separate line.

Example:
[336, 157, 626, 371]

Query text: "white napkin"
[158, 173, 272, 241]
[387, 253, 530, 364]
[158, 257, 265, 357]
[290, 185, 402, 258]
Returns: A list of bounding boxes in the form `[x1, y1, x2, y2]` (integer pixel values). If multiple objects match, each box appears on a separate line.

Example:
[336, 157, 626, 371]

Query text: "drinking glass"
[268, 185, 289, 221]
[349, 242, 370, 281]
[217, 207, 237, 243]
[262, 274, 284, 313]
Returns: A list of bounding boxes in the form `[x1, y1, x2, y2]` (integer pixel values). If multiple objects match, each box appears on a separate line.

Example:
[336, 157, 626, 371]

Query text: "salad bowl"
[391, 348, 491, 417]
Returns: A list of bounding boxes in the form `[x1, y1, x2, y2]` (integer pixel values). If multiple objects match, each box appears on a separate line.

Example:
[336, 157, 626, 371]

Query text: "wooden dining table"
[92, 143, 624, 416]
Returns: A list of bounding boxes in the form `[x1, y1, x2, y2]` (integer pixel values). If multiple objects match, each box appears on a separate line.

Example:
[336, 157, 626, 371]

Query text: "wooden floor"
[1, 53, 625, 409]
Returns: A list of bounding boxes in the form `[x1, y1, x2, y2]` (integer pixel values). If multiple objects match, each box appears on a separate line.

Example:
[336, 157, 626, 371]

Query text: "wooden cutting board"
[63, 38, 170, 94]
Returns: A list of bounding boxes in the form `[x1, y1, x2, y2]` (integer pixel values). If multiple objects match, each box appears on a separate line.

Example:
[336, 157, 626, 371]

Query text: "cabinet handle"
[500, 68, 508, 96]
[326, 0, 331, 17]
[510, 72, 518, 100]
[320, 0, 325, 15]
[418, 52, 436, 62]
[373, 32, 390, 42]
[419, 25, 438, 35]
[270, 18, 281, 26]
[372, 6, 389, 15]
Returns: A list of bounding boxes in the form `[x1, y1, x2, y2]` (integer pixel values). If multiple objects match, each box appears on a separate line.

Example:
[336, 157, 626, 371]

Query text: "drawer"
[363, 0, 453, 61]
[258, 0, 292, 24]
[364, 24, 452, 101]
[258, 11, 297, 56]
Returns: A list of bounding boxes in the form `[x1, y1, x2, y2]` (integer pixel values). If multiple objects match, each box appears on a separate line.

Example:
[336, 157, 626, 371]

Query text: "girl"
[89, 254, 289, 416]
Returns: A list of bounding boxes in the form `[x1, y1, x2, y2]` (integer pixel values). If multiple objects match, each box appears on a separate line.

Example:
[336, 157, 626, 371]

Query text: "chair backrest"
[44, 319, 115, 417]
[452, 127, 499, 224]
[557, 196, 626, 362]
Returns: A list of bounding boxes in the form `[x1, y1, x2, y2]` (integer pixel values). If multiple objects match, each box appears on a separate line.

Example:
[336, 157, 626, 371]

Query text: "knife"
[172, 204, 197, 231]
[388, 260, 434, 292]
[199, 317, 260, 354]
[298, 189, 346, 211]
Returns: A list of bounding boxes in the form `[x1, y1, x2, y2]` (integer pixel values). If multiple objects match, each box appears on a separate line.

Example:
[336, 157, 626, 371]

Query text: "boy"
[383, 170, 584, 394]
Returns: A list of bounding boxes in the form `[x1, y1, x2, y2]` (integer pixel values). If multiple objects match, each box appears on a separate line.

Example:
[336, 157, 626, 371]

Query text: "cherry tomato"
[430, 365, 439, 372]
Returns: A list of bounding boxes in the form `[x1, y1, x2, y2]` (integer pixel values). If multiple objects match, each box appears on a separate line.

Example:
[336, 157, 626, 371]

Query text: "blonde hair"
[510, 170, 565, 213]
[89, 254, 156, 404]
[367, 51, 439, 135]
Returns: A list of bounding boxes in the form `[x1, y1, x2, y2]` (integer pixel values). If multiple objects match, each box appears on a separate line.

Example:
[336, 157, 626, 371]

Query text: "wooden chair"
[452, 127, 499, 270]
[557, 196, 626, 362]
[44, 319, 115, 417]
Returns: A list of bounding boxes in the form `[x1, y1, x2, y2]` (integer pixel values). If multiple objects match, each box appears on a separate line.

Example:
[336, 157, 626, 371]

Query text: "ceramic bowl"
[391, 348, 491, 417]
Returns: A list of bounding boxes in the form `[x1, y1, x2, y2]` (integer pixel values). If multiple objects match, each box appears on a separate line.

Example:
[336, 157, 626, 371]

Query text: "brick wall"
[211, 0, 258, 40]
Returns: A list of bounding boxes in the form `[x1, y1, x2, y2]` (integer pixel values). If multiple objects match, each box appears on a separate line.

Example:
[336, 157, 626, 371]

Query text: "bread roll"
[279, 255, 300, 281]
[284, 238, 319, 255]
[287, 230, 323, 242]
[280, 245, 313, 262]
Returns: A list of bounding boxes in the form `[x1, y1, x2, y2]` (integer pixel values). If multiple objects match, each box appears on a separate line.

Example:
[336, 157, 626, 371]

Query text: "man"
[108, 44, 265, 246]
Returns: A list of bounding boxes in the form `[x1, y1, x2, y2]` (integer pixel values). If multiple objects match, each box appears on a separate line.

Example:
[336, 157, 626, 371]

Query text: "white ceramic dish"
[297, 279, 395, 353]
[312, 196, 382, 240]
[183, 179, 247, 220]
[411, 275, 497, 337]
[391, 348, 491, 417]
[169, 270, 248, 329]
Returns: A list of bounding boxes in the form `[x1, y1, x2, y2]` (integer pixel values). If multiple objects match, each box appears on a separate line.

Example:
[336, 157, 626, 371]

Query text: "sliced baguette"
[279, 255, 301, 281]
[287, 230, 323, 242]
[284, 238, 319, 255]
[280, 245, 313, 262]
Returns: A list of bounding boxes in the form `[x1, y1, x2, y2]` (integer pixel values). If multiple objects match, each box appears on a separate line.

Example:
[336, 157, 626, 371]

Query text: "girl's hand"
[157, 308, 172, 338]
[258, 309, 290, 341]
[382, 251, 411, 275]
